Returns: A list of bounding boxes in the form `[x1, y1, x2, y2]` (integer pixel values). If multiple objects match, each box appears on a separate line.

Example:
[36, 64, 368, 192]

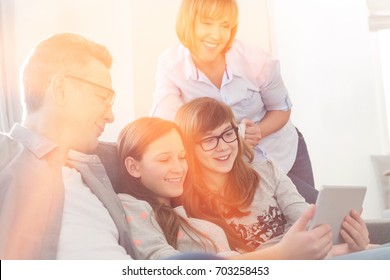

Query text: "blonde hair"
[176, 0, 239, 54]
[174, 97, 259, 252]
[118, 117, 217, 250]
[22, 33, 112, 113]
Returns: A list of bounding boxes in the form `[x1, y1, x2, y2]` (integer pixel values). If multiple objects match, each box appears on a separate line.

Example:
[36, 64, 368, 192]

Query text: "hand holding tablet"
[308, 186, 367, 244]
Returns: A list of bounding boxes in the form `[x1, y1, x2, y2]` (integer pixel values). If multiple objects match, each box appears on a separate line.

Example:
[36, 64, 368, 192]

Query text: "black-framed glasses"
[198, 126, 239, 151]
[65, 75, 116, 107]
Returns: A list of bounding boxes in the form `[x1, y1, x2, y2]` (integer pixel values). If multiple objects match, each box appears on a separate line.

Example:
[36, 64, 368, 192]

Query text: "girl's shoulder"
[117, 193, 153, 214]
[251, 160, 280, 177]
[250, 160, 287, 194]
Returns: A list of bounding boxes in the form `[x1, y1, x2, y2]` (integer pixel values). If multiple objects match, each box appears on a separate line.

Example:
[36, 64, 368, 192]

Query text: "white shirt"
[57, 166, 131, 259]
[151, 39, 298, 173]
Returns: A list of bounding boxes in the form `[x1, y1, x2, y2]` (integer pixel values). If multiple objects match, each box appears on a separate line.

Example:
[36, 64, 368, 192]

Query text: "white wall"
[269, 0, 388, 218]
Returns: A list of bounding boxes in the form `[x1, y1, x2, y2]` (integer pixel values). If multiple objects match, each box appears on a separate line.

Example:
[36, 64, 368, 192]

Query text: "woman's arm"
[241, 110, 291, 147]
[258, 110, 291, 138]
[240, 54, 292, 146]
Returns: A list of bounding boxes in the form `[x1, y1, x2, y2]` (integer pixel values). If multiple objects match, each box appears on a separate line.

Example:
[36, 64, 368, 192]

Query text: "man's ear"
[49, 75, 67, 106]
[124, 156, 141, 178]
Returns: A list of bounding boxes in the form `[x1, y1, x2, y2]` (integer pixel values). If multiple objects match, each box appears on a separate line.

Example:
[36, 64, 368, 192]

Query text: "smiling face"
[191, 15, 232, 64]
[126, 129, 188, 205]
[65, 59, 115, 153]
[194, 122, 238, 183]
[176, 0, 238, 60]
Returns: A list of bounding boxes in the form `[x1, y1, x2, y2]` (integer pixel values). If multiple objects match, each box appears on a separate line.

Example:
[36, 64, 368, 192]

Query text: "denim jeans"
[287, 128, 319, 204]
[165, 252, 224, 260]
[329, 243, 390, 260]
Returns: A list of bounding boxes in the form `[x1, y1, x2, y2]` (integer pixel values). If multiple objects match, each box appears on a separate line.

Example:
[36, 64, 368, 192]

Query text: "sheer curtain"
[0, 0, 23, 133]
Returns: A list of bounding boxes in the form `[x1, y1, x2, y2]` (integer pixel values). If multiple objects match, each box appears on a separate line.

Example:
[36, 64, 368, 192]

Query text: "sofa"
[95, 141, 390, 245]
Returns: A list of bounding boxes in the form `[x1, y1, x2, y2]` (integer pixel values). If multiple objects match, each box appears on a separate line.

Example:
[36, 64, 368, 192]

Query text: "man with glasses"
[0, 33, 138, 259]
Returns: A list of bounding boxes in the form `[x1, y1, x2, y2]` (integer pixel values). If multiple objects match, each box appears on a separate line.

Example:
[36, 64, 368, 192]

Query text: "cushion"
[95, 141, 121, 193]
[365, 219, 390, 245]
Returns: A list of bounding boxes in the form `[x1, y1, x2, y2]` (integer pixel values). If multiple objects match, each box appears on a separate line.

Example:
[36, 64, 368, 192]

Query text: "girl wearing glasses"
[117, 112, 378, 259]
[174, 97, 372, 257]
[117, 117, 335, 259]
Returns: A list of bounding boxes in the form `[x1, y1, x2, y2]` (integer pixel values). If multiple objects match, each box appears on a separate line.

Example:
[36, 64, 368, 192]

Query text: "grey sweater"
[118, 160, 308, 259]
[227, 160, 308, 250]
[119, 193, 239, 260]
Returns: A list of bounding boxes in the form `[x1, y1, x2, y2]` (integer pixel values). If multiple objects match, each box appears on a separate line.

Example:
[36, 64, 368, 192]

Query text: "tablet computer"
[308, 185, 367, 244]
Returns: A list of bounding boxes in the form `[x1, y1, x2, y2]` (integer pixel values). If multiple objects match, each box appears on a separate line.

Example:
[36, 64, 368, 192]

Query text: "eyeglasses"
[198, 126, 238, 151]
[65, 75, 116, 107]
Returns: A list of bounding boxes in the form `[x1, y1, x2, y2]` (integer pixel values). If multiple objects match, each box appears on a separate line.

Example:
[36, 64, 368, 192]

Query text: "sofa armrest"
[365, 219, 390, 245]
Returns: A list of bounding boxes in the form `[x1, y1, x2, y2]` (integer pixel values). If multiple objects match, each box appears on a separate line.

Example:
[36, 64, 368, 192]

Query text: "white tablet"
[308, 185, 367, 244]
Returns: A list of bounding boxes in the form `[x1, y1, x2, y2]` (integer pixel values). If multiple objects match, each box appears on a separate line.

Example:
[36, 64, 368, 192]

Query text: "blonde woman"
[151, 0, 318, 203]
